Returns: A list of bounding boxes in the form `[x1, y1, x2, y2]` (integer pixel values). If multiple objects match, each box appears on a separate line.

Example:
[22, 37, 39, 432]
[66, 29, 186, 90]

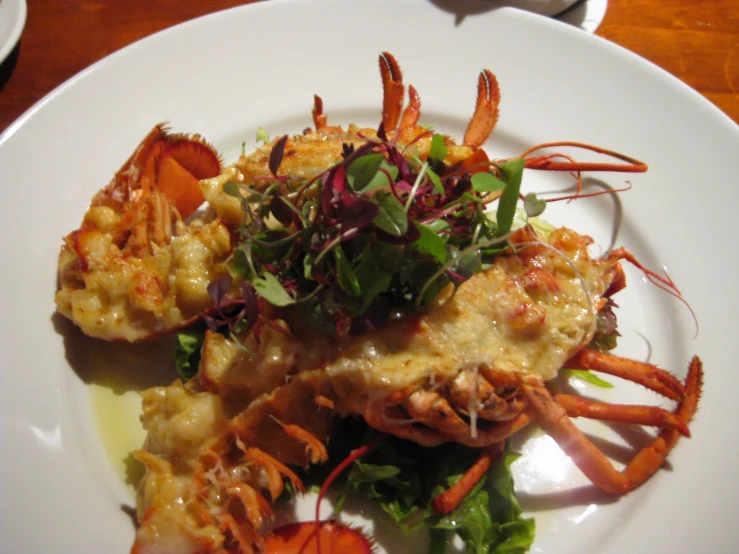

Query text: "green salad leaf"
[325, 419, 534, 554]
[174, 327, 205, 382]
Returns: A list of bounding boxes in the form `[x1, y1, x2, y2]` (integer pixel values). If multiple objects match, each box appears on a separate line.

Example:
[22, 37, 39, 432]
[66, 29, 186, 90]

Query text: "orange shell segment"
[264, 521, 373, 554]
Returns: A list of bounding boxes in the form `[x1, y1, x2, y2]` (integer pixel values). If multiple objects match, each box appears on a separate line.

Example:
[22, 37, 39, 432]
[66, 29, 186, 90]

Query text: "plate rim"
[1, 1, 738, 553]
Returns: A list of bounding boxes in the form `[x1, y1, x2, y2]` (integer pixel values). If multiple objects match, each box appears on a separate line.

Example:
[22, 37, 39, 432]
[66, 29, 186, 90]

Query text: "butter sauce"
[89, 384, 146, 489]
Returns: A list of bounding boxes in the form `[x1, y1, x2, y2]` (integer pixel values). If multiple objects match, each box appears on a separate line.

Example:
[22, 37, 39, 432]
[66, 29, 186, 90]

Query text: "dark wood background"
[1, 0, 737, 134]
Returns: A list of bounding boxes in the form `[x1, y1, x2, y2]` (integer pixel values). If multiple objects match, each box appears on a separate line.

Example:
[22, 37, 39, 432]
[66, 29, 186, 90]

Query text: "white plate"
[1, 0, 738, 552]
[0, 0, 26, 64]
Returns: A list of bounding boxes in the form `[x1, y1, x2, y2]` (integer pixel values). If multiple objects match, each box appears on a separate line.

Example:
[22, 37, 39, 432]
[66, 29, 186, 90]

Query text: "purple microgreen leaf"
[523, 192, 546, 218]
[321, 169, 334, 216]
[269, 135, 289, 177]
[271, 195, 295, 226]
[372, 190, 408, 236]
[239, 283, 259, 330]
[496, 158, 525, 234]
[253, 272, 296, 306]
[386, 146, 413, 183]
[341, 141, 376, 167]
[347, 153, 384, 190]
[341, 196, 380, 231]
[335, 245, 361, 296]
[412, 222, 447, 264]
[332, 163, 347, 195]
[208, 276, 233, 306]
[471, 171, 506, 193]
[342, 143, 355, 158]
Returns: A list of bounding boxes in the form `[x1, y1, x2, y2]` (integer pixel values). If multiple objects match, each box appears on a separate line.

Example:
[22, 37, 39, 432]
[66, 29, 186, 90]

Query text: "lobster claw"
[463, 69, 501, 148]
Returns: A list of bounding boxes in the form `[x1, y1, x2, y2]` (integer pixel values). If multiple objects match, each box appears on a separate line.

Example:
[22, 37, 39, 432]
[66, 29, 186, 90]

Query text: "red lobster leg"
[524, 357, 702, 494]
[555, 394, 690, 437]
[566, 350, 685, 401]
[432, 442, 504, 515]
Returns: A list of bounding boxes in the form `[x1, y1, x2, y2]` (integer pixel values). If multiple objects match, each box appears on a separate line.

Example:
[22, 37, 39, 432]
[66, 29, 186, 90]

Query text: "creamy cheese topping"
[201, 227, 609, 403]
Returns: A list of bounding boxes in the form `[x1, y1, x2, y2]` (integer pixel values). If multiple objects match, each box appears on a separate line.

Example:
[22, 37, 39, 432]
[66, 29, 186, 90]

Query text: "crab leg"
[566, 350, 685, 401]
[523, 357, 702, 494]
[379, 52, 405, 132]
[462, 69, 500, 148]
[555, 394, 690, 436]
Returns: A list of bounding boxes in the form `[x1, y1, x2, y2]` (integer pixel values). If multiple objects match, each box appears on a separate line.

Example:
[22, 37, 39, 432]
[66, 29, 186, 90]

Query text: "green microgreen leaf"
[372, 191, 408, 236]
[174, 328, 205, 383]
[450, 248, 482, 279]
[256, 126, 270, 143]
[253, 272, 295, 306]
[335, 245, 361, 297]
[303, 253, 314, 280]
[351, 243, 395, 313]
[429, 133, 448, 164]
[426, 218, 451, 235]
[523, 192, 546, 218]
[231, 243, 256, 279]
[223, 180, 242, 198]
[347, 153, 384, 190]
[425, 165, 445, 195]
[363, 161, 399, 192]
[495, 158, 525, 235]
[412, 222, 447, 264]
[471, 171, 507, 193]
[564, 369, 614, 388]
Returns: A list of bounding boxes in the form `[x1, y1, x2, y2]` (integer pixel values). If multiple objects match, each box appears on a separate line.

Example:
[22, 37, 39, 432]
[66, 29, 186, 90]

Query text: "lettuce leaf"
[174, 327, 205, 382]
[335, 419, 535, 553]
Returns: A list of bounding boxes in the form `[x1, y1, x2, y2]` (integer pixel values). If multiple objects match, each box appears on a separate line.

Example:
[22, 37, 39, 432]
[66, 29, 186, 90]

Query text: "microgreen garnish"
[269, 135, 289, 177]
[217, 133, 539, 336]
[256, 126, 270, 144]
[523, 192, 546, 218]
[174, 328, 205, 383]
[203, 276, 259, 342]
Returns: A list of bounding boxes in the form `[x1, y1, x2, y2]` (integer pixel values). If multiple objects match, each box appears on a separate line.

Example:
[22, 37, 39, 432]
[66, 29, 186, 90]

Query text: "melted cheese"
[200, 227, 609, 404]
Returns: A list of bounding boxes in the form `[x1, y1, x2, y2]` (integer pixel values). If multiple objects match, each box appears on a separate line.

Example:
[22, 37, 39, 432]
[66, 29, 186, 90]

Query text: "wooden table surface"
[1, 0, 738, 135]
